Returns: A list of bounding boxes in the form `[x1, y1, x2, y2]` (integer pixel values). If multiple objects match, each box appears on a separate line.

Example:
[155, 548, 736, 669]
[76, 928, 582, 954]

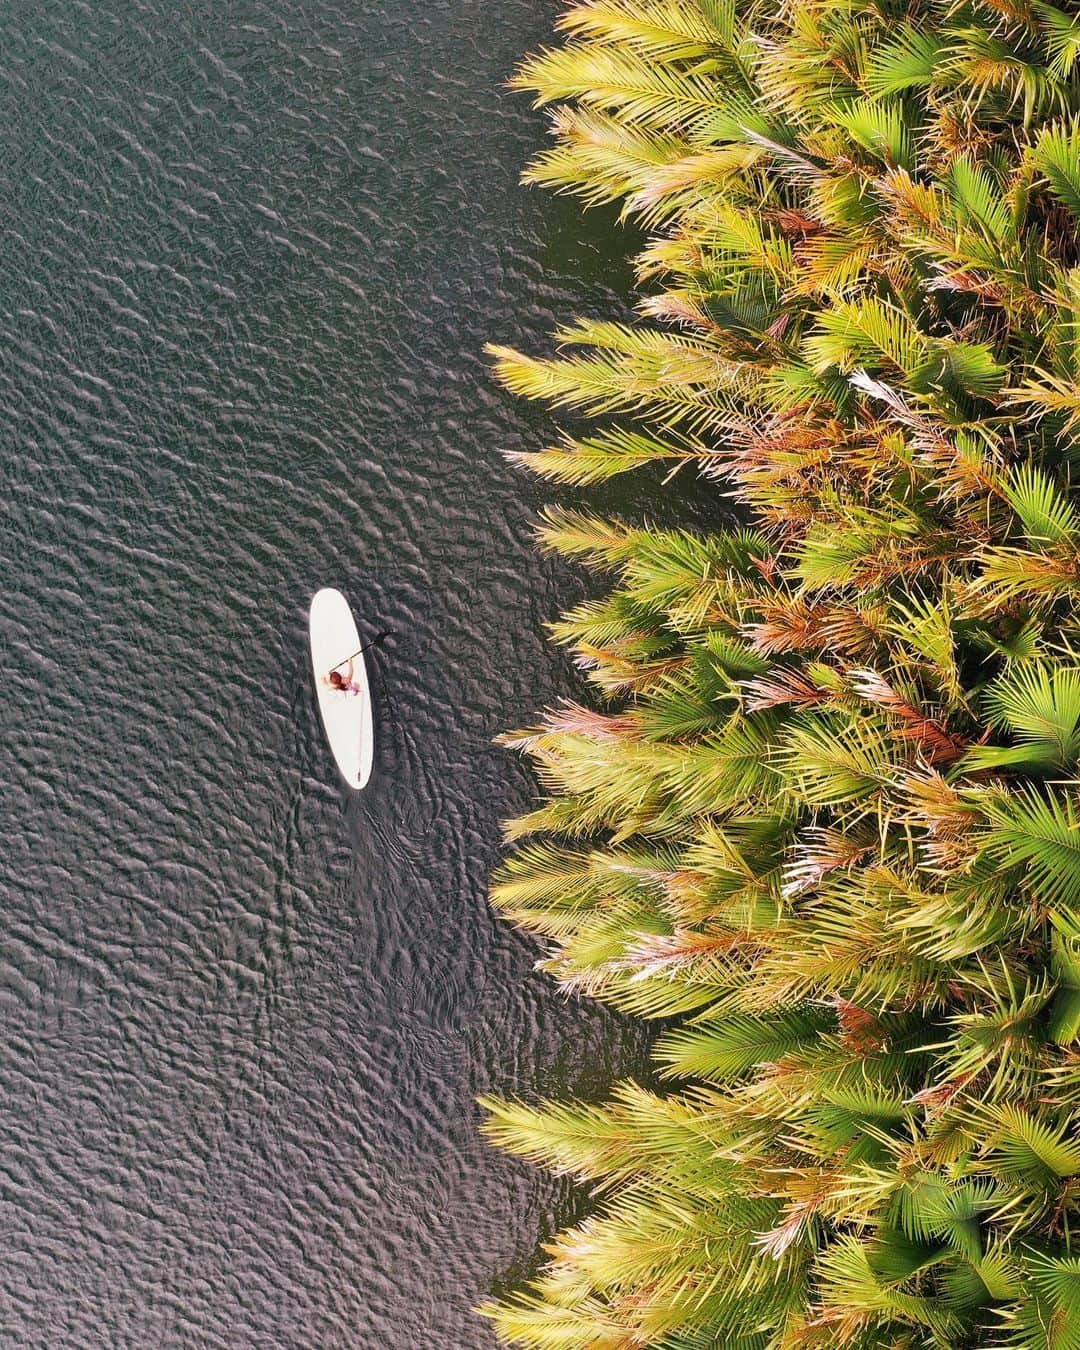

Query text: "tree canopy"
[482, 0, 1080, 1345]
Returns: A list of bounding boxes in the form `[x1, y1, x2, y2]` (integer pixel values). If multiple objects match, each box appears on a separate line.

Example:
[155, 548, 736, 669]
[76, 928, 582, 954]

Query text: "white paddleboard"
[309, 588, 374, 789]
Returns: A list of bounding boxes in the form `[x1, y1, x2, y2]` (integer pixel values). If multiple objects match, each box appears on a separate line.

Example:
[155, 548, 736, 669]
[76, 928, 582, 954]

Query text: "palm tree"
[481, 0, 1080, 1345]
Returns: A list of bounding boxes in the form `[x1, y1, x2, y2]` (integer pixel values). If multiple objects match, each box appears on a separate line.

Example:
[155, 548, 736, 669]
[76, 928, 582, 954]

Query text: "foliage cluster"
[482, 0, 1080, 1346]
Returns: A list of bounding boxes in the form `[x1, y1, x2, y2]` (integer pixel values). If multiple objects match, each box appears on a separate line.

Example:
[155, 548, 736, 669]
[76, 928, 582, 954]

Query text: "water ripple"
[0, 0, 678, 1344]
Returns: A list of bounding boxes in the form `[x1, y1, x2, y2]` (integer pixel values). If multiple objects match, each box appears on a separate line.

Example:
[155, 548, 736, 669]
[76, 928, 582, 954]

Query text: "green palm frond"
[825, 100, 914, 171]
[865, 26, 945, 96]
[656, 1008, 834, 1080]
[980, 785, 1080, 915]
[980, 662, 1080, 769]
[556, 0, 731, 60]
[510, 43, 759, 141]
[1003, 463, 1080, 548]
[775, 712, 899, 807]
[802, 298, 928, 379]
[815, 1233, 963, 1340]
[486, 335, 747, 431]
[522, 107, 692, 208]
[1039, 3, 1080, 80]
[979, 1103, 1080, 1182]
[508, 424, 718, 485]
[946, 157, 1014, 244]
[1032, 120, 1080, 217]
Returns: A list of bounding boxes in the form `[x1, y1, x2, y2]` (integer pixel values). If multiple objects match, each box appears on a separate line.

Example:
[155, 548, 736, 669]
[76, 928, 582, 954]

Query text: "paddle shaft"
[330, 631, 391, 672]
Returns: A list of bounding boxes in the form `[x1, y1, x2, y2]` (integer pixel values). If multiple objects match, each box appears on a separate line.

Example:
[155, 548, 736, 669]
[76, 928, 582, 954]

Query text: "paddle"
[330, 630, 393, 672]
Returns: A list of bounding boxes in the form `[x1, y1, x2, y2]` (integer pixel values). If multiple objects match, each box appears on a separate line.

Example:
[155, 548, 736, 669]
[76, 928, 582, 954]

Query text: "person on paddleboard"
[324, 659, 362, 696]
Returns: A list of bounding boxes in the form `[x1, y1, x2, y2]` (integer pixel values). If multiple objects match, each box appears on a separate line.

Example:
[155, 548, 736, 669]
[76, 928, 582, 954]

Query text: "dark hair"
[329, 670, 344, 687]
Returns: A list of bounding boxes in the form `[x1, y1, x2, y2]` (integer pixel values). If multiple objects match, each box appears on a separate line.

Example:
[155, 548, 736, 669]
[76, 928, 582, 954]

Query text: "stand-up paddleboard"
[309, 588, 374, 789]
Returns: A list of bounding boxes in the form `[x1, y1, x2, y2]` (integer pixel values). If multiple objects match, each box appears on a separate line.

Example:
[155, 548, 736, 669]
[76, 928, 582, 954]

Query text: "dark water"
[0, 3, 659, 1344]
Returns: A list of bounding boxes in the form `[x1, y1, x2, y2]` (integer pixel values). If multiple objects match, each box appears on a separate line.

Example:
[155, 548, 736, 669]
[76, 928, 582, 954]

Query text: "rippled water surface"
[0, 2, 657, 1344]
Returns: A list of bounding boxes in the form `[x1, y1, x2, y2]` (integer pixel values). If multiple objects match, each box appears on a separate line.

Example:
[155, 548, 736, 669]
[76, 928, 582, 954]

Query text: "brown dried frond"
[878, 167, 945, 232]
[746, 599, 836, 654]
[1031, 196, 1080, 271]
[814, 535, 972, 594]
[966, 549, 1080, 614]
[617, 927, 750, 980]
[815, 603, 892, 657]
[923, 100, 999, 165]
[970, 0, 1035, 27]
[497, 700, 640, 751]
[895, 720, 968, 766]
[848, 669, 968, 764]
[639, 290, 733, 344]
[752, 550, 780, 584]
[908, 1071, 977, 1115]
[754, 1185, 829, 1259]
[747, 598, 889, 659]
[727, 416, 889, 510]
[744, 665, 830, 712]
[782, 827, 873, 897]
[925, 266, 1008, 304]
[772, 207, 824, 238]
[573, 644, 687, 695]
[726, 423, 832, 492]
[606, 862, 714, 922]
[895, 769, 982, 868]
[834, 998, 886, 1056]
[658, 867, 710, 905]
[911, 423, 1006, 503]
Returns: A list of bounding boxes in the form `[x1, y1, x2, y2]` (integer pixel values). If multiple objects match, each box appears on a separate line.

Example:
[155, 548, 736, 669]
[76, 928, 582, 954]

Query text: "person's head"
[329, 670, 345, 688]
